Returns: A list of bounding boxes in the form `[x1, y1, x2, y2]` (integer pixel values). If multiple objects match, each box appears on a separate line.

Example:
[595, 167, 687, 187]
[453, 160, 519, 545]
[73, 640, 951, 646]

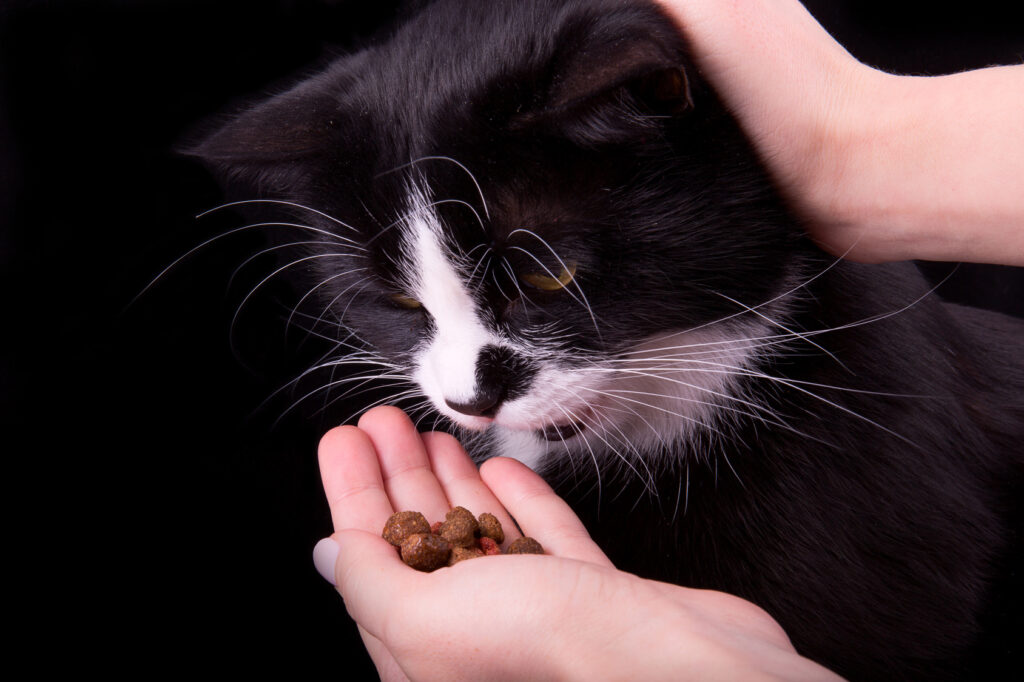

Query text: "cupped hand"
[315, 406, 842, 681]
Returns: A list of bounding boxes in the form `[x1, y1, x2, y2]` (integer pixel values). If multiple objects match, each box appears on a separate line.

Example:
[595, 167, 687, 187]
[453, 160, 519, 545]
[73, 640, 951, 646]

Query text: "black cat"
[188, 1, 1024, 678]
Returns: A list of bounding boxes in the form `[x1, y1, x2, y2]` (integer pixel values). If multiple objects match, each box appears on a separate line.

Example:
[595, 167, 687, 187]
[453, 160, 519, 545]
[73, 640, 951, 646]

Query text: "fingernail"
[313, 537, 339, 586]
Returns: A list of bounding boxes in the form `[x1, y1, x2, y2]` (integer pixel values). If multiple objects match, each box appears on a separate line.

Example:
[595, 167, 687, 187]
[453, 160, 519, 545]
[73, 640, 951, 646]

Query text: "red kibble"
[479, 536, 502, 556]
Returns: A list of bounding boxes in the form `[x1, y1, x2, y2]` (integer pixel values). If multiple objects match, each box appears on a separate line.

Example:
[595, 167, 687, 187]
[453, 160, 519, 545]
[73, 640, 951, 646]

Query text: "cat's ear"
[182, 76, 340, 189]
[522, 9, 694, 146]
[547, 34, 691, 113]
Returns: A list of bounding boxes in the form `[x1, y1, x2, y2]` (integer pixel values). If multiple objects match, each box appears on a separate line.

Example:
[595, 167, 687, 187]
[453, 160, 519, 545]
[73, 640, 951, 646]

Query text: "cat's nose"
[445, 389, 502, 419]
[443, 345, 532, 419]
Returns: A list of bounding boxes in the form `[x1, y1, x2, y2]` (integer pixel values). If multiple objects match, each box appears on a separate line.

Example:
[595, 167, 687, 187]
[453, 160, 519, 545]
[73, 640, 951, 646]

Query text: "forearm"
[820, 66, 1024, 265]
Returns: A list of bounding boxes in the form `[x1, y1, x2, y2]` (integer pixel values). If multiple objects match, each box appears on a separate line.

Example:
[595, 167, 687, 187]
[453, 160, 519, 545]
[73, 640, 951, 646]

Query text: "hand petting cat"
[313, 407, 841, 682]
[656, 0, 1024, 266]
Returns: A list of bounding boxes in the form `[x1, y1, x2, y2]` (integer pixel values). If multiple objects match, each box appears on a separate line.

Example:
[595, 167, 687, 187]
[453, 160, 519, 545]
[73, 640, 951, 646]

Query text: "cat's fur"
[189, 0, 1024, 679]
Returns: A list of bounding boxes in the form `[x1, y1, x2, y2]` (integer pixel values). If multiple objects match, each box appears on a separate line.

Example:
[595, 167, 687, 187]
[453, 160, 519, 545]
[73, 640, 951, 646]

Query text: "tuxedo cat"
[188, 0, 1024, 678]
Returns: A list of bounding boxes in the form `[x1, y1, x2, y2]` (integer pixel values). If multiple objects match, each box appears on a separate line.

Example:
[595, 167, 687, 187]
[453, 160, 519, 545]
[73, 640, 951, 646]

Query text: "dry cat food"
[382, 506, 544, 572]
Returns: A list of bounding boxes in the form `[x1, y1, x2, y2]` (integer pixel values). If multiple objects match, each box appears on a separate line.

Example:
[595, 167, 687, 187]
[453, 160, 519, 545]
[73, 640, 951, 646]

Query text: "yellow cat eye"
[389, 293, 422, 309]
[520, 262, 577, 292]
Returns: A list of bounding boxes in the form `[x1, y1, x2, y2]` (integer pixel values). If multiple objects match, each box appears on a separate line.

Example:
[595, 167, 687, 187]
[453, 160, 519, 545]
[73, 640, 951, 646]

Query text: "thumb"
[313, 529, 416, 638]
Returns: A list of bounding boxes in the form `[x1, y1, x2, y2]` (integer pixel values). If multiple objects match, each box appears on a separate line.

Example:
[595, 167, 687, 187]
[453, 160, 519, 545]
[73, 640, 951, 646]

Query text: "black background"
[3, 0, 1021, 676]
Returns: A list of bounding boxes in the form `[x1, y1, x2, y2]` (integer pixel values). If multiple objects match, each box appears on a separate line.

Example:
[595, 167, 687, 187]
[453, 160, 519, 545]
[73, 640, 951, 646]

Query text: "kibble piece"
[506, 537, 544, 555]
[478, 536, 502, 556]
[477, 513, 505, 544]
[438, 506, 479, 548]
[447, 545, 485, 566]
[382, 511, 432, 547]
[400, 533, 451, 571]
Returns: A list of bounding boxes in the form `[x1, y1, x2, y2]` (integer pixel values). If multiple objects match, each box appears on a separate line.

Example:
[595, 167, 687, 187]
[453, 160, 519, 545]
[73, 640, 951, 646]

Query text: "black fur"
[190, 1, 1024, 679]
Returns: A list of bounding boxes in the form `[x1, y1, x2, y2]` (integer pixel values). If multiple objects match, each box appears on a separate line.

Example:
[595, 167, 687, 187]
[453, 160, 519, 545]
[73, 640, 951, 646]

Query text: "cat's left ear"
[547, 31, 691, 113]
[522, 6, 694, 145]
[181, 75, 342, 191]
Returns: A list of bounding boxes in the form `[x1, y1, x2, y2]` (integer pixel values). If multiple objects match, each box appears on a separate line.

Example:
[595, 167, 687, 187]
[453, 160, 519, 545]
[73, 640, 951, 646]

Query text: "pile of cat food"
[382, 507, 544, 572]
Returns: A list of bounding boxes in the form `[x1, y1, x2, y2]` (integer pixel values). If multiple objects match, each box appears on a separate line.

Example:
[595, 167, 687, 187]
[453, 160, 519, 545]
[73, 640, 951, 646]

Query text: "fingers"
[358, 406, 451, 524]
[480, 457, 613, 567]
[320, 405, 610, 568]
[421, 431, 523, 546]
[318, 424, 394, 534]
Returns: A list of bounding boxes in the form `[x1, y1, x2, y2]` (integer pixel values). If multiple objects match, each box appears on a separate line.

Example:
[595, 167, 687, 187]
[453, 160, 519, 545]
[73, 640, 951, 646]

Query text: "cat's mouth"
[539, 417, 589, 442]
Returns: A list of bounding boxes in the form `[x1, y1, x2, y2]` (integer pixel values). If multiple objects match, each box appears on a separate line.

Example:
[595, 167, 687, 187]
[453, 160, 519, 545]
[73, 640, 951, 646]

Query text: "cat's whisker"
[550, 405, 604, 509]
[289, 268, 374, 340]
[428, 198, 487, 234]
[557, 383, 663, 493]
[274, 374, 414, 428]
[285, 267, 370, 337]
[577, 360, 778, 420]
[257, 359, 399, 419]
[498, 259, 534, 317]
[597, 355, 942, 400]
[198, 198, 363, 233]
[491, 263, 515, 303]
[583, 407, 659, 496]
[129, 220, 361, 308]
[712, 291, 848, 372]
[671, 249, 852, 339]
[284, 306, 376, 353]
[228, 239, 364, 291]
[570, 362, 840, 447]
[612, 359, 914, 448]
[578, 384, 725, 437]
[315, 381, 422, 420]
[466, 244, 493, 288]
[337, 386, 427, 426]
[377, 155, 491, 221]
[621, 265, 955, 365]
[230, 252, 358, 352]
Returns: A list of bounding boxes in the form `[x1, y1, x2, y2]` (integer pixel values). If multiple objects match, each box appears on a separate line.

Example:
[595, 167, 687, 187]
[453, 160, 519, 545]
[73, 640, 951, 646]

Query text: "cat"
[186, 0, 1024, 679]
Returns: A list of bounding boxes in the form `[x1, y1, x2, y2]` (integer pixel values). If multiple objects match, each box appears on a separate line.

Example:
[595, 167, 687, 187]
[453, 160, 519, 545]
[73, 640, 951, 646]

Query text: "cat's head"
[189, 0, 809, 471]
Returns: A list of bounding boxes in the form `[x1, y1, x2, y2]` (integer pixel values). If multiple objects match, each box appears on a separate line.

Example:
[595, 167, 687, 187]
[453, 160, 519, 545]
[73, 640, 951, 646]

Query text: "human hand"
[654, 0, 885, 260]
[655, 0, 1024, 266]
[314, 406, 843, 681]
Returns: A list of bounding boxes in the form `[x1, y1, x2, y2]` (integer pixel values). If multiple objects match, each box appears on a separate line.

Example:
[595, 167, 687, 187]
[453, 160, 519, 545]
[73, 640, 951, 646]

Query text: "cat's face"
[193, 0, 807, 470]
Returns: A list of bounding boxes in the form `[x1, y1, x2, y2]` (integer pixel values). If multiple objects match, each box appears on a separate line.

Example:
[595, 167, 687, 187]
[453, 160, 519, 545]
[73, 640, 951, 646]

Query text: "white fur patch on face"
[490, 322, 770, 471]
[406, 192, 502, 430]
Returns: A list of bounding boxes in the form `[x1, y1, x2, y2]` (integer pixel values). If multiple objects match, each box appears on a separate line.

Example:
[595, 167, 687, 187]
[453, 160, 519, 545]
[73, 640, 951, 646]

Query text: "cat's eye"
[389, 293, 422, 309]
[520, 262, 577, 292]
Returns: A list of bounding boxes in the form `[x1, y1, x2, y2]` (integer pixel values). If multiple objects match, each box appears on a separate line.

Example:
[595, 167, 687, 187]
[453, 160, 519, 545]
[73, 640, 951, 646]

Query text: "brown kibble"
[506, 537, 544, 554]
[383, 511, 431, 547]
[477, 513, 505, 544]
[447, 545, 485, 566]
[400, 533, 451, 572]
[479, 536, 502, 556]
[383, 507, 545, 571]
[438, 506, 479, 548]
